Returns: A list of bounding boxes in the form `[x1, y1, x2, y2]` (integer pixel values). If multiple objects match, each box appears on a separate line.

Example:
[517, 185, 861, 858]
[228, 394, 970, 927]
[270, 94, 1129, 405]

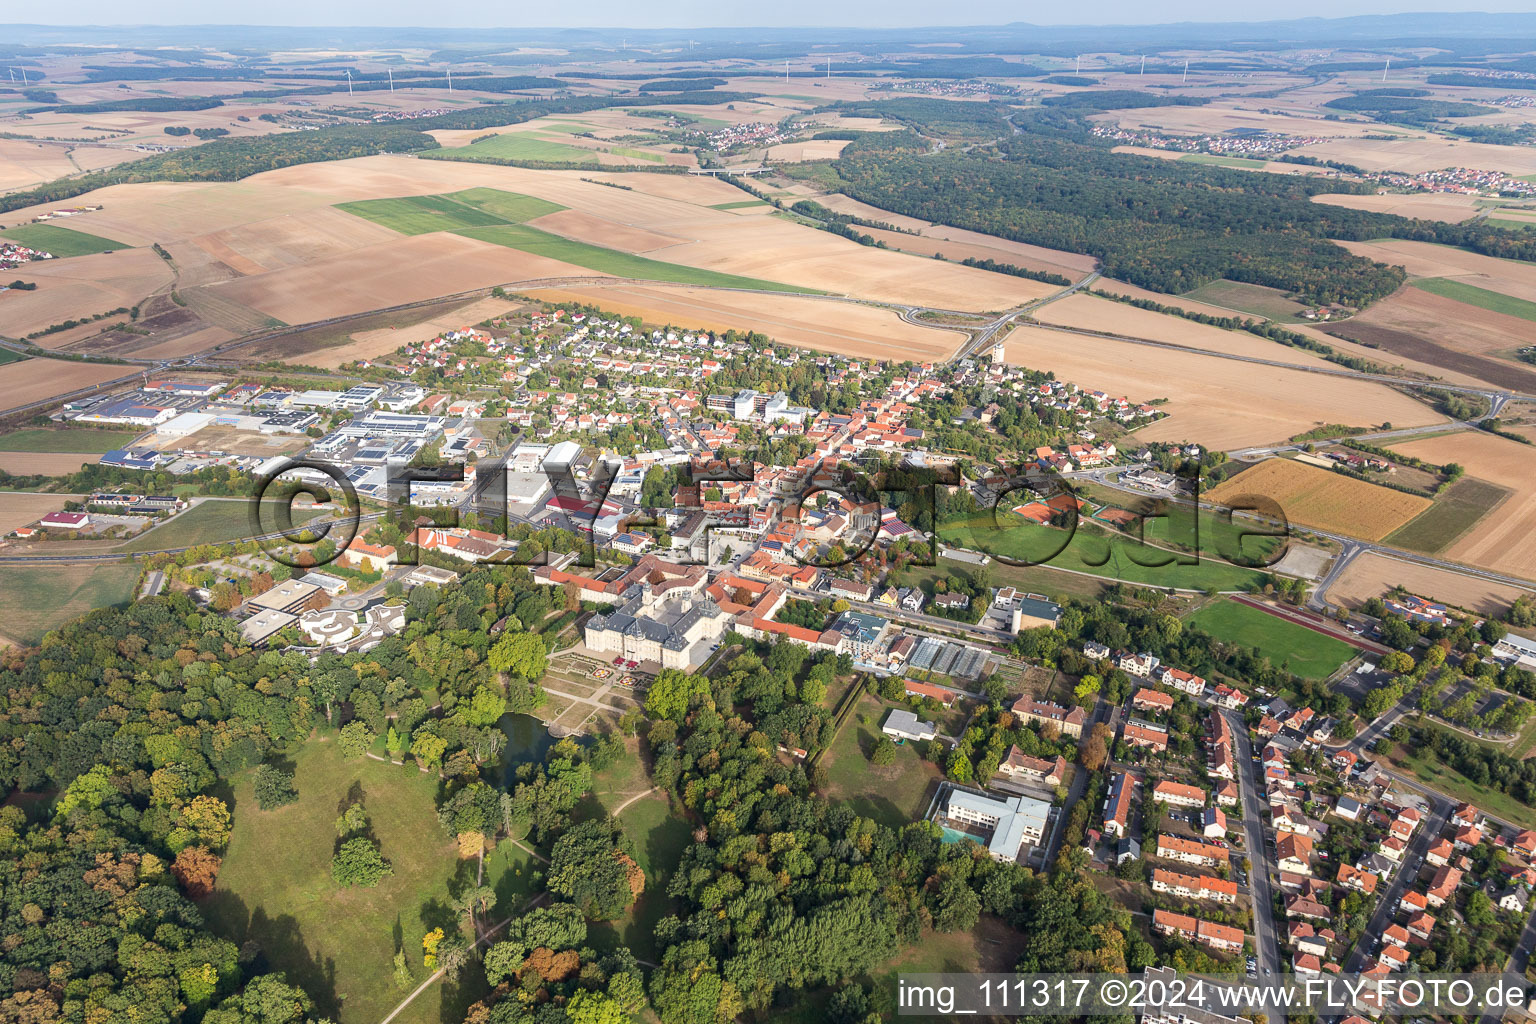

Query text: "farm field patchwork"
[429, 130, 625, 164]
[1412, 277, 1536, 323]
[1205, 457, 1432, 542]
[0, 221, 128, 257]
[1390, 431, 1536, 578]
[1384, 476, 1510, 554]
[1185, 598, 1356, 680]
[334, 188, 566, 235]
[456, 223, 821, 292]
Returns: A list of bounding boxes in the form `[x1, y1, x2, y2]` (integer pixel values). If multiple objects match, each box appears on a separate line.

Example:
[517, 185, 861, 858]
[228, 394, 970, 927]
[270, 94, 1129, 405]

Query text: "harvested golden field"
[1390, 431, 1536, 578]
[1325, 286, 1536, 392]
[1301, 136, 1536, 175]
[209, 231, 591, 325]
[0, 452, 104, 475]
[526, 209, 690, 253]
[1312, 192, 1483, 223]
[523, 283, 967, 361]
[0, 139, 103, 192]
[1207, 458, 1432, 542]
[1032, 293, 1336, 367]
[311, 295, 524, 369]
[759, 139, 852, 162]
[1001, 324, 1443, 449]
[812, 193, 933, 234]
[1338, 239, 1536, 304]
[0, 248, 174, 340]
[1090, 104, 1393, 139]
[0, 359, 134, 412]
[0, 491, 82, 534]
[1330, 550, 1531, 616]
[0, 154, 1051, 336]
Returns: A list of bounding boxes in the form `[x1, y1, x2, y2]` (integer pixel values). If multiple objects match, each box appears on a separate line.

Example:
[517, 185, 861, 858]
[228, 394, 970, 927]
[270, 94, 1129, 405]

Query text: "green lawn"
[1184, 598, 1355, 679]
[1412, 277, 1536, 323]
[583, 790, 689, 962]
[709, 200, 769, 211]
[937, 513, 1270, 592]
[822, 696, 941, 829]
[454, 222, 822, 292]
[1179, 154, 1268, 169]
[1384, 477, 1509, 554]
[119, 498, 327, 553]
[1181, 278, 1311, 321]
[0, 426, 144, 453]
[204, 740, 476, 1024]
[0, 222, 128, 257]
[0, 561, 139, 644]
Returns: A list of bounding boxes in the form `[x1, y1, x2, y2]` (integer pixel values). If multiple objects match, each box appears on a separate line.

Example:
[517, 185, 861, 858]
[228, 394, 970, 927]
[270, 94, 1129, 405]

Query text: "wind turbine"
[1382, 57, 1391, 83]
[345, 69, 353, 97]
[784, 60, 789, 83]
[1140, 55, 1146, 75]
[447, 67, 454, 92]
[1075, 54, 1081, 75]
[1182, 59, 1189, 85]
[826, 57, 831, 79]
[388, 68, 394, 92]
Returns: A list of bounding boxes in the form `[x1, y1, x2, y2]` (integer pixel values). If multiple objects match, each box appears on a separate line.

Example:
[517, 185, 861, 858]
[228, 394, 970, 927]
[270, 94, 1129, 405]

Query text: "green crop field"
[448, 132, 607, 163]
[1413, 277, 1536, 323]
[1179, 154, 1268, 169]
[1385, 476, 1509, 554]
[119, 498, 327, 553]
[0, 348, 27, 365]
[0, 426, 144, 452]
[1182, 278, 1311, 321]
[441, 186, 567, 222]
[337, 187, 812, 291]
[710, 200, 770, 210]
[0, 561, 139, 644]
[0, 222, 128, 258]
[1185, 598, 1355, 679]
[334, 192, 522, 235]
[937, 512, 1270, 592]
[205, 740, 532, 1024]
[455, 222, 823, 292]
[606, 146, 664, 162]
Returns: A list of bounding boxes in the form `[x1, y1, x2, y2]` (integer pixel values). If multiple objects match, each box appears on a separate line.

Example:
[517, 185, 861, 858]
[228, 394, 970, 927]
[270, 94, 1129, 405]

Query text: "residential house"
[1152, 781, 1206, 808]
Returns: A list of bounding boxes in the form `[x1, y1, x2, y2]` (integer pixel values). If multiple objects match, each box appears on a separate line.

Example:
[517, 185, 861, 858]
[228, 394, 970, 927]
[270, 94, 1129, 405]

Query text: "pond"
[499, 712, 554, 787]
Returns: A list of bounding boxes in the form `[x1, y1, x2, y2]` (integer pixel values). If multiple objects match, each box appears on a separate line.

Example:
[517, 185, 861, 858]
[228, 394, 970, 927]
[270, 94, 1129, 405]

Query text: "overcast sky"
[22, 0, 1536, 28]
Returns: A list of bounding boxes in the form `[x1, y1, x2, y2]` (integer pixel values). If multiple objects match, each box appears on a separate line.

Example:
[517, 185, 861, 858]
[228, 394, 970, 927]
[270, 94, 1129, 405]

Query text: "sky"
[26, 0, 1536, 29]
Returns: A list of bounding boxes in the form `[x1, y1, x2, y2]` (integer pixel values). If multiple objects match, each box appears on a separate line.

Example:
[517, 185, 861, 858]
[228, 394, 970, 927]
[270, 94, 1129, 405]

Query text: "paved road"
[1343, 796, 1449, 972]
[1229, 710, 1282, 1021]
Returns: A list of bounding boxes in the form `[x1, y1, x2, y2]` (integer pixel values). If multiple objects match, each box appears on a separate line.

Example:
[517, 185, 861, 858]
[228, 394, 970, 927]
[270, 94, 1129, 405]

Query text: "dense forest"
[1324, 87, 1496, 127]
[44, 96, 225, 114]
[821, 119, 1536, 305]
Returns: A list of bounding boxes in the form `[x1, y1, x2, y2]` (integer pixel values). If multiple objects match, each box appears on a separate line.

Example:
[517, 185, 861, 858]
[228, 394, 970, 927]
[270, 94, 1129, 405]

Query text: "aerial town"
[6, 11, 1536, 1024]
